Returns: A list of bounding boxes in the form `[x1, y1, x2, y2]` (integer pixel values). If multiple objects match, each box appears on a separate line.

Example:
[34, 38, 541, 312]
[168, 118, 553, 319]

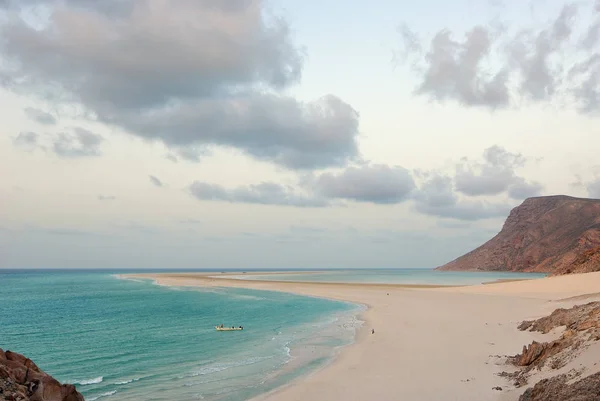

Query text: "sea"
[0, 268, 545, 400]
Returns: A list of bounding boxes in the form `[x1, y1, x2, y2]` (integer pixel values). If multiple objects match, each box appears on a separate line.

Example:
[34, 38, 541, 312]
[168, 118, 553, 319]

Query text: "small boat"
[215, 326, 243, 331]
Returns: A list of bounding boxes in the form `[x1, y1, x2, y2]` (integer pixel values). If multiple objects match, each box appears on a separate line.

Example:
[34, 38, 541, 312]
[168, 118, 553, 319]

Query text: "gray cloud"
[97, 195, 116, 201]
[0, 0, 360, 169]
[171, 147, 211, 163]
[311, 164, 416, 204]
[13, 131, 39, 151]
[189, 181, 329, 207]
[414, 26, 510, 108]
[187, 164, 415, 208]
[24, 107, 57, 125]
[436, 220, 471, 229]
[410, 146, 541, 219]
[52, 128, 103, 158]
[165, 154, 179, 163]
[507, 177, 544, 200]
[588, 178, 600, 198]
[149, 175, 163, 188]
[183, 147, 538, 213]
[413, 172, 512, 220]
[12, 128, 103, 157]
[399, 2, 600, 113]
[507, 4, 578, 101]
[454, 145, 542, 197]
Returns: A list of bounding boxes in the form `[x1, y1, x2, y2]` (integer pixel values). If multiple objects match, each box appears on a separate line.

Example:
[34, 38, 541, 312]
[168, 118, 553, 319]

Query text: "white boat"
[215, 326, 243, 331]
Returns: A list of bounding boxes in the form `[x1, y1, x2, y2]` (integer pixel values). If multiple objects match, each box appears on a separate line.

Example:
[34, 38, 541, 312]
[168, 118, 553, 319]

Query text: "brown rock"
[0, 349, 84, 401]
[519, 372, 600, 401]
[554, 246, 600, 275]
[518, 302, 600, 334]
[512, 303, 600, 371]
[435, 195, 600, 273]
[506, 302, 600, 394]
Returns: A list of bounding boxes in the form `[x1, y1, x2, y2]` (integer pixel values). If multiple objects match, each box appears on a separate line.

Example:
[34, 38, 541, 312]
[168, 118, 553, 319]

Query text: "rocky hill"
[436, 195, 600, 274]
[0, 348, 84, 401]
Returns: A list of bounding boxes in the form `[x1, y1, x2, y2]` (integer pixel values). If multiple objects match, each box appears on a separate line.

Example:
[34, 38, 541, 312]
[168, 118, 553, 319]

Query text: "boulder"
[0, 349, 84, 401]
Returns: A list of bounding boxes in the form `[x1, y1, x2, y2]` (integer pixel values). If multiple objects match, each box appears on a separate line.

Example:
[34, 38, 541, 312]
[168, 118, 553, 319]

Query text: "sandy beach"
[128, 272, 600, 401]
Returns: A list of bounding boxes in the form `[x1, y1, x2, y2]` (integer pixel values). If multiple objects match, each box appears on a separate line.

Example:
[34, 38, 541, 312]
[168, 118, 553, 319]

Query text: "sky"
[1, 0, 599, 269]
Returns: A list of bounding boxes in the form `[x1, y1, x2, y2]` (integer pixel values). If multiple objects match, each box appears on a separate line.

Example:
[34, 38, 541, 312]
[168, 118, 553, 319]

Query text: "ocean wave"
[74, 376, 103, 385]
[178, 356, 274, 380]
[87, 390, 116, 401]
[114, 377, 141, 385]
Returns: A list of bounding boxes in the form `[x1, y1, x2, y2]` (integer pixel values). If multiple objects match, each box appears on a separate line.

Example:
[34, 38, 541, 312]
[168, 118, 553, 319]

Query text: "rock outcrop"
[501, 302, 600, 392]
[436, 195, 600, 273]
[0, 349, 84, 401]
[518, 372, 600, 401]
[513, 302, 600, 371]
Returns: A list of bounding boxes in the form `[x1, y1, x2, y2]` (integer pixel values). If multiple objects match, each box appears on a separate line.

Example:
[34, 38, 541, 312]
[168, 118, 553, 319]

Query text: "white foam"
[178, 356, 274, 379]
[88, 390, 117, 401]
[74, 376, 103, 385]
[114, 377, 140, 385]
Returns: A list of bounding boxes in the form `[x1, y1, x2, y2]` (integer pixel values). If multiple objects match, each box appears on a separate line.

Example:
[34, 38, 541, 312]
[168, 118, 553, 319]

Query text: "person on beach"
[371, 329, 375, 334]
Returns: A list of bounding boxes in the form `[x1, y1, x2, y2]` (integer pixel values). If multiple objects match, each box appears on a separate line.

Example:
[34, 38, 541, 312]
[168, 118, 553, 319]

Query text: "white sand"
[129, 271, 600, 401]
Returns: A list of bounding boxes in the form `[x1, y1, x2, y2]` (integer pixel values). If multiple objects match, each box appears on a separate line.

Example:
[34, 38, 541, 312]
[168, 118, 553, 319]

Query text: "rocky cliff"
[436, 195, 600, 273]
[0, 349, 84, 401]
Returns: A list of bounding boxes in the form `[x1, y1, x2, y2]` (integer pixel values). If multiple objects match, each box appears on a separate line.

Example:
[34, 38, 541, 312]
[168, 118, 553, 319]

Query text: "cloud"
[184, 146, 538, 212]
[507, 177, 544, 200]
[588, 177, 600, 198]
[454, 145, 542, 198]
[169, 147, 211, 163]
[436, 220, 471, 229]
[187, 164, 415, 208]
[149, 175, 163, 187]
[165, 154, 179, 163]
[410, 146, 541, 219]
[414, 26, 510, 108]
[0, 0, 360, 169]
[188, 181, 329, 207]
[399, 2, 600, 113]
[52, 128, 104, 158]
[97, 195, 116, 201]
[24, 107, 56, 125]
[311, 164, 416, 204]
[12, 128, 104, 157]
[413, 172, 512, 220]
[13, 131, 39, 151]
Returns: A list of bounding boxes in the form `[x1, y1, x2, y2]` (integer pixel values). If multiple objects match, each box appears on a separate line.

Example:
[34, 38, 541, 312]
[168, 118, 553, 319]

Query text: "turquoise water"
[0, 272, 360, 401]
[222, 269, 547, 285]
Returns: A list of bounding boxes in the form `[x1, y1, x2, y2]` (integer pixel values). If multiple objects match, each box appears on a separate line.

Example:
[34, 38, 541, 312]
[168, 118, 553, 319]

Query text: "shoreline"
[125, 272, 600, 401]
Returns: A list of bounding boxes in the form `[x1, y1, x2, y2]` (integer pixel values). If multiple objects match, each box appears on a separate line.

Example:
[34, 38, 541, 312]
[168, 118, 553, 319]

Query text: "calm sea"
[0, 268, 545, 400]
[0, 271, 360, 401]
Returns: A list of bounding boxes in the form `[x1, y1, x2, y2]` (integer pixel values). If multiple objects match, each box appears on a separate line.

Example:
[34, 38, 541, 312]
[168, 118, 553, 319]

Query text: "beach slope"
[130, 272, 600, 401]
